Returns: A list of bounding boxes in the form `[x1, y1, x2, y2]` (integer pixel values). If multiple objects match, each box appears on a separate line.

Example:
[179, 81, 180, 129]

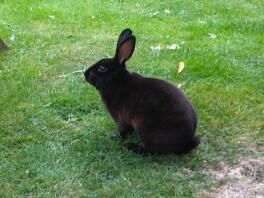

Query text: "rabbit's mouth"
[84, 70, 101, 89]
[86, 75, 97, 88]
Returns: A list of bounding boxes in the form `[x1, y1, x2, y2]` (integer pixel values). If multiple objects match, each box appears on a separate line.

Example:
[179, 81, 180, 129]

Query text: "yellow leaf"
[178, 61, 185, 73]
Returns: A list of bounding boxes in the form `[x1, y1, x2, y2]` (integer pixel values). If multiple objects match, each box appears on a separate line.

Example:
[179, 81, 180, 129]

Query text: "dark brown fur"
[84, 29, 200, 155]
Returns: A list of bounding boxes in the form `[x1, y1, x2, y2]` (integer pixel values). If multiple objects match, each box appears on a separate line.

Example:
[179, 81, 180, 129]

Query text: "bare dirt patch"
[200, 157, 264, 198]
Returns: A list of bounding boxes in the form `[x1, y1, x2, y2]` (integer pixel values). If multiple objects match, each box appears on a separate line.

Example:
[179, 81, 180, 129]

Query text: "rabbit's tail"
[178, 136, 200, 154]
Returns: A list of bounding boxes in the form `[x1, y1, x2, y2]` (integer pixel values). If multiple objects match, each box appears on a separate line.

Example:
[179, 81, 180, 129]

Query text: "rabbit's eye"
[98, 65, 108, 73]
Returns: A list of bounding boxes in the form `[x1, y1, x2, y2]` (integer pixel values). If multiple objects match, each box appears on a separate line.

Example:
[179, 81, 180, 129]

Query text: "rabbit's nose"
[84, 69, 89, 76]
[84, 69, 96, 84]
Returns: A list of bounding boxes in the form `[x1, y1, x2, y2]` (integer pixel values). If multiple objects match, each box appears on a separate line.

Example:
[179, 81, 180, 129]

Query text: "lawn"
[0, 0, 263, 197]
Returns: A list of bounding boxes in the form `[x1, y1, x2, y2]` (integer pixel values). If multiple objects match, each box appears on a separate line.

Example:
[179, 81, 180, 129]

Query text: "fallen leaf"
[178, 61, 185, 73]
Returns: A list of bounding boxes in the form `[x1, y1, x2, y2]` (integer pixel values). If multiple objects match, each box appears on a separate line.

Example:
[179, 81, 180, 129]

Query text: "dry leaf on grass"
[178, 61, 185, 73]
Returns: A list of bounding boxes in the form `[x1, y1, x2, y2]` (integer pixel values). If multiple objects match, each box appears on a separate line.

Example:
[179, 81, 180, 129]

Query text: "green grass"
[0, 0, 263, 197]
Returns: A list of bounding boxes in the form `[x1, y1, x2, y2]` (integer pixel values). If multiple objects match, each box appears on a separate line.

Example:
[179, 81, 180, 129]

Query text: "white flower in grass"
[208, 33, 217, 39]
[10, 34, 15, 41]
[151, 45, 162, 50]
[179, 10, 187, 15]
[153, 11, 160, 16]
[167, 44, 180, 50]
[198, 20, 206, 24]
[49, 15, 56, 19]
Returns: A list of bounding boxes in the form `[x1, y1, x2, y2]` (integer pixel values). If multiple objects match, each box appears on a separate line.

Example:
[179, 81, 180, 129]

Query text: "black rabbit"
[84, 29, 200, 155]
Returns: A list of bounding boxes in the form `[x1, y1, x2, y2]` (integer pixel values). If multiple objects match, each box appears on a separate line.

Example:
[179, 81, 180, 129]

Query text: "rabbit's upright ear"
[117, 29, 133, 48]
[115, 36, 136, 65]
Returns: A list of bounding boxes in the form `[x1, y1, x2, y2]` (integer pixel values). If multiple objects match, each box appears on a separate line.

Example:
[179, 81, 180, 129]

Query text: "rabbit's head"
[84, 29, 136, 90]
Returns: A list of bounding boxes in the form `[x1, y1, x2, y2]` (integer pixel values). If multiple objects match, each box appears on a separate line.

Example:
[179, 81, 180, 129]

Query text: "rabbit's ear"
[115, 36, 136, 65]
[117, 29, 133, 48]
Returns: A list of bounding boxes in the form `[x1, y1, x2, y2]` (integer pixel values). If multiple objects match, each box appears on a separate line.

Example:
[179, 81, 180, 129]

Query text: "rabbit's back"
[101, 72, 197, 133]
[131, 73, 196, 126]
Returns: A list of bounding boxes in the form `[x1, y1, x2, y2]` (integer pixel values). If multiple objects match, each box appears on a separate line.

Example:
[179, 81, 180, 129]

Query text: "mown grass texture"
[0, 0, 264, 197]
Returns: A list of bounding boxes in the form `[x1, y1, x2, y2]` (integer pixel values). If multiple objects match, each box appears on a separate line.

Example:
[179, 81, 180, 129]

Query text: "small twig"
[120, 174, 132, 186]
[177, 83, 185, 88]
[58, 70, 84, 78]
